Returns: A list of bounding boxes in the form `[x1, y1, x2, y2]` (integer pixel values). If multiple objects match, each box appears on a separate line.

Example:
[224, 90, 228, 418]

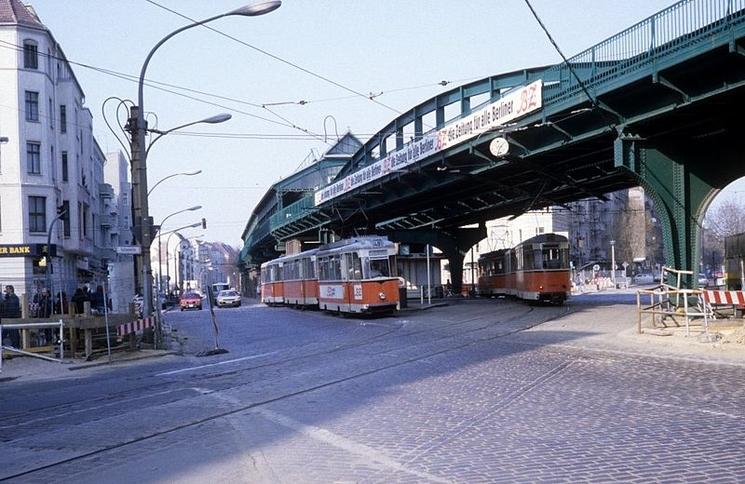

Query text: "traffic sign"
[116, 246, 141, 255]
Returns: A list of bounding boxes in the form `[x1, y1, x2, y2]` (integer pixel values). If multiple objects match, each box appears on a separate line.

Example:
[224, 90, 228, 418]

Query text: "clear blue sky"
[28, 0, 743, 245]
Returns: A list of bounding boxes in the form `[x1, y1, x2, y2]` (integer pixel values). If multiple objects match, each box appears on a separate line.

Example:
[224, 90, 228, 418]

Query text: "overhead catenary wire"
[142, 0, 406, 118]
[0, 39, 324, 142]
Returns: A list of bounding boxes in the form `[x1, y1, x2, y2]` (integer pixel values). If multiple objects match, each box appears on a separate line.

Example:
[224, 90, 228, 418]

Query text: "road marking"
[626, 398, 745, 420]
[155, 352, 278, 376]
[254, 408, 452, 483]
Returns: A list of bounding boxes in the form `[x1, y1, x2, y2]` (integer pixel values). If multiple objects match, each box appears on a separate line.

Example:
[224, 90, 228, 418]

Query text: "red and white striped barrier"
[116, 316, 155, 337]
[702, 290, 745, 306]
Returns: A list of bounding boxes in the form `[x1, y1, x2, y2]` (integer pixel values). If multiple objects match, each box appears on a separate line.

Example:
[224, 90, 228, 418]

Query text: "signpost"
[116, 246, 142, 255]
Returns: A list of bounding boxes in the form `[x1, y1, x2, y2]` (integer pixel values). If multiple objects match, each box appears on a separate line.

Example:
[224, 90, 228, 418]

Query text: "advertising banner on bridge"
[314, 80, 542, 206]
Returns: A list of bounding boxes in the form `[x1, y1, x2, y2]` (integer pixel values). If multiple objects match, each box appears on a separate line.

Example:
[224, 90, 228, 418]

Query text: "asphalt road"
[1, 297, 744, 483]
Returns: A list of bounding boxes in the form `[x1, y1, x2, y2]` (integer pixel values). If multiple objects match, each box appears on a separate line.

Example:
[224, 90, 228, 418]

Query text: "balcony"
[99, 183, 114, 199]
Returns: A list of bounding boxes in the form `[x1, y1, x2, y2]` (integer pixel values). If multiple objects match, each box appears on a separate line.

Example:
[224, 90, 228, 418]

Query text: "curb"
[68, 350, 178, 371]
[400, 302, 450, 312]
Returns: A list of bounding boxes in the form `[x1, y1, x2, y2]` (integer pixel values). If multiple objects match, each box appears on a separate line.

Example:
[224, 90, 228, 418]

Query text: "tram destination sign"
[315, 80, 542, 206]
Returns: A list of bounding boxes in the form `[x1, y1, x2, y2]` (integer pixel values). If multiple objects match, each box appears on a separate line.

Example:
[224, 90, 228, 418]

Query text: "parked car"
[179, 292, 202, 311]
[216, 289, 241, 308]
[697, 273, 708, 287]
[633, 273, 655, 285]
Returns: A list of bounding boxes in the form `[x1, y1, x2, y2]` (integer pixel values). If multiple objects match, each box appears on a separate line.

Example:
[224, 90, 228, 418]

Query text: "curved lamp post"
[148, 169, 202, 197]
[127, 0, 281, 320]
[146, 114, 231, 156]
[167, 231, 205, 295]
[156, 206, 201, 297]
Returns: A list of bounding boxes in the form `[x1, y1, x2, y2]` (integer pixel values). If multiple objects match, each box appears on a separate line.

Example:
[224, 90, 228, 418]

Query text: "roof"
[0, 0, 44, 28]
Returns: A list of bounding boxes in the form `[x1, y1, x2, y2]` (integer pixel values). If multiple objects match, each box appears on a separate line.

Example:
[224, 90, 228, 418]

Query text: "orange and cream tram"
[315, 236, 400, 314]
[260, 258, 284, 305]
[478, 233, 570, 304]
[281, 249, 320, 307]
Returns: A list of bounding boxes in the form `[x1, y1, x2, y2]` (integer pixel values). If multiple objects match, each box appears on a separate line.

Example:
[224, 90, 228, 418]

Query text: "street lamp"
[146, 115, 231, 156]
[127, 1, 281, 320]
[148, 169, 202, 197]
[157, 205, 202, 296]
[169, 232, 205, 295]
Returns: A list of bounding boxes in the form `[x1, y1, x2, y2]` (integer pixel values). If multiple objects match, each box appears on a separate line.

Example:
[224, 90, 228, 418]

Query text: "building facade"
[0, 1, 122, 305]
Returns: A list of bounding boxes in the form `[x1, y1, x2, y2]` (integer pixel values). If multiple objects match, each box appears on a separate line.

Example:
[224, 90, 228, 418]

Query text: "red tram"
[261, 236, 401, 314]
[477, 233, 570, 304]
[282, 250, 319, 307]
[260, 258, 284, 305]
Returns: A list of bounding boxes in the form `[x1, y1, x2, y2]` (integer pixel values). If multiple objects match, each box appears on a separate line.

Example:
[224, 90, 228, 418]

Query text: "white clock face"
[489, 137, 510, 157]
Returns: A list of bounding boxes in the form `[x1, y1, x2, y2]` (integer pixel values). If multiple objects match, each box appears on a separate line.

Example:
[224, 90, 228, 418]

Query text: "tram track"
[0, 302, 572, 481]
[0, 302, 557, 431]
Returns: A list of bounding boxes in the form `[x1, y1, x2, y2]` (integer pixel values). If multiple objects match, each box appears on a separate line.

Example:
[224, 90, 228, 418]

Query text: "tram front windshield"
[542, 245, 569, 270]
[368, 258, 391, 278]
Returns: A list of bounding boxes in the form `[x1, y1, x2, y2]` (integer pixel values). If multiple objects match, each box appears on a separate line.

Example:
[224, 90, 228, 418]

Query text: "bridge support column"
[387, 225, 487, 295]
[615, 129, 745, 287]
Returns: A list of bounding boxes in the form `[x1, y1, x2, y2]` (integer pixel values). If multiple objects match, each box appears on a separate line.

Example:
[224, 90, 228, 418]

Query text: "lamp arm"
[138, 13, 228, 115]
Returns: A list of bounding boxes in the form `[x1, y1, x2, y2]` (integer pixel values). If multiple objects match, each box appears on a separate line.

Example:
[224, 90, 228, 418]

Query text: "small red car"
[179, 292, 202, 311]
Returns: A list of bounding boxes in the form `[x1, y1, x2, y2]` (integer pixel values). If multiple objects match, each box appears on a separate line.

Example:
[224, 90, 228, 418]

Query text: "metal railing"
[269, 194, 316, 233]
[542, 0, 745, 106]
[1, 320, 65, 372]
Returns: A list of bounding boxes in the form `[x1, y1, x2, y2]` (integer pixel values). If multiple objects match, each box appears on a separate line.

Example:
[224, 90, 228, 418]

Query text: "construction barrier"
[702, 290, 745, 306]
[116, 316, 155, 338]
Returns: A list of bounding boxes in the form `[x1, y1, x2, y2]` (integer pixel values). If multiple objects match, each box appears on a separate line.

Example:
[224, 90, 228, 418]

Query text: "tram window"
[344, 254, 354, 280]
[305, 258, 316, 279]
[349, 253, 362, 280]
[369, 258, 390, 278]
[542, 246, 566, 269]
[330, 255, 342, 280]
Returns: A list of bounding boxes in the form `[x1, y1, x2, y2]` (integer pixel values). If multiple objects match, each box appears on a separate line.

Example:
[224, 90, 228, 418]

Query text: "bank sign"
[0, 243, 56, 258]
[314, 80, 543, 206]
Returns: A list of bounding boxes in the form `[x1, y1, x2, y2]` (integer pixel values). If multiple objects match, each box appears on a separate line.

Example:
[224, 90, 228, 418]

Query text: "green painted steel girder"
[615, 127, 745, 287]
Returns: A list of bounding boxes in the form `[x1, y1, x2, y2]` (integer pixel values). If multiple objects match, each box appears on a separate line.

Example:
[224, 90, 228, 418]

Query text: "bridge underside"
[262, 15, 745, 288]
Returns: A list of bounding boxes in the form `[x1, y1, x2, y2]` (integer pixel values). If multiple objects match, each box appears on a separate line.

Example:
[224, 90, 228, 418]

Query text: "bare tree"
[705, 197, 745, 240]
[703, 197, 745, 271]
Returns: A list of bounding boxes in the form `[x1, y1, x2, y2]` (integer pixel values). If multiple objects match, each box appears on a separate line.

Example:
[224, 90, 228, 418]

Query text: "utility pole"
[126, 106, 155, 324]
[610, 240, 616, 288]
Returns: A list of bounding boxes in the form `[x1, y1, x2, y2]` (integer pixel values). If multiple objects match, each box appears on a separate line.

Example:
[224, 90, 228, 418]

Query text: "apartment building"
[0, 1, 118, 301]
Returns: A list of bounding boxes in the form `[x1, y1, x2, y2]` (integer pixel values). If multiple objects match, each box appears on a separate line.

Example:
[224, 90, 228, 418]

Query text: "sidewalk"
[0, 349, 177, 382]
[508, 290, 745, 366]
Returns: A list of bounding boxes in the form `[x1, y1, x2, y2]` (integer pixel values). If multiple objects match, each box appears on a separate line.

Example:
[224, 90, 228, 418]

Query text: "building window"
[50, 145, 55, 180]
[49, 98, 54, 129]
[61, 151, 68, 181]
[29, 196, 46, 233]
[0, 196, 2, 232]
[60, 105, 66, 133]
[25, 91, 39, 122]
[27, 142, 41, 174]
[83, 204, 89, 238]
[23, 40, 38, 69]
[62, 200, 70, 237]
[78, 202, 82, 239]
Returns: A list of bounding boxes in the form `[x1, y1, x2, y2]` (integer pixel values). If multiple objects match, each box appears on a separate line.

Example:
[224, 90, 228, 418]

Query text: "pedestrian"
[91, 285, 105, 312]
[71, 287, 85, 314]
[4, 285, 20, 318]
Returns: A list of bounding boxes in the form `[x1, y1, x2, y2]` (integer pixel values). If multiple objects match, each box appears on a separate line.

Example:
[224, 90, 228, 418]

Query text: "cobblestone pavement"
[1, 295, 744, 483]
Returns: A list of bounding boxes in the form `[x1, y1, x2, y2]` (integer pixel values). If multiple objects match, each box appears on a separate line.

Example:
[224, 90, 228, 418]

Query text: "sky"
[26, 0, 744, 246]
